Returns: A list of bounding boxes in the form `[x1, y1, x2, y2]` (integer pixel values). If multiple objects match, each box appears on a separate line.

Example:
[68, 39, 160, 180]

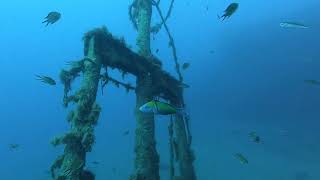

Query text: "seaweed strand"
[129, 0, 139, 30]
[100, 71, 135, 94]
[150, 0, 175, 34]
[151, 0, 183, 83]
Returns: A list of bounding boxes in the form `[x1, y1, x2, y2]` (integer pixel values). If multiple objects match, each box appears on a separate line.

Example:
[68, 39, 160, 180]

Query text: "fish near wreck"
[139, 100, 180, 115]
[178, 83, 190, 89]
[42, 11, 61, 26]
[35, 75, 56, 85]
[182, 62, 190, 70]
[218, 3, 239, 21]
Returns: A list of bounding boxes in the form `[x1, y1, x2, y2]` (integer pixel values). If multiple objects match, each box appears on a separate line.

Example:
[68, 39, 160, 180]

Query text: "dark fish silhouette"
[249, 132, 261, 143]
[182, 62, 190, 70]
[91, 161, 100, 165]
[218, 3, 239, 21]
[42, 11, 61, 26]
[123, 130, 129, 136]
[9, 144, 20, 151]
[35, 75, 56, 85]
[304, 80, 320, 86]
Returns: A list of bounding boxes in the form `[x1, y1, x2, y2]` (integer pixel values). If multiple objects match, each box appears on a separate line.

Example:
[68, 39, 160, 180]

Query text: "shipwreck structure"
[50, 0, 196, 180]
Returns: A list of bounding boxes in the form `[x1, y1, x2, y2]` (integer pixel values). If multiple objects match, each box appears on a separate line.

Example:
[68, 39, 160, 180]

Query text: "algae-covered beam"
[51, 37, 101, 180]
[84, 27, 182, 104]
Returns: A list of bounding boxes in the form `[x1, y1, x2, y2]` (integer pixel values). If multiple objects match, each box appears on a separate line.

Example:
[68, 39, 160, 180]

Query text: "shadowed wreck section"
[50, 26, 196, 180]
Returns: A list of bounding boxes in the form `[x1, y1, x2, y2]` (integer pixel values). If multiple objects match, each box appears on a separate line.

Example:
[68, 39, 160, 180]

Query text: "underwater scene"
[1, 0, 319, 179]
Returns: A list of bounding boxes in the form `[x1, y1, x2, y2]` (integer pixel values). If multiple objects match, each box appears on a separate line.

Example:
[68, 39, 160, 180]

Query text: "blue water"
[1, 0, 319, 179]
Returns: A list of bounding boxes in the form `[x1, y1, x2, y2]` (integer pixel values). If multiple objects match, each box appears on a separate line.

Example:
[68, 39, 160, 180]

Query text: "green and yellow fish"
[139, 100, 179, 115]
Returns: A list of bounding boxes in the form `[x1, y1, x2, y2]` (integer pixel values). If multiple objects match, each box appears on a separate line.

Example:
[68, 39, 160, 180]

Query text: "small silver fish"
[280, 22, 309, 29]
[178, 83, 190, 89]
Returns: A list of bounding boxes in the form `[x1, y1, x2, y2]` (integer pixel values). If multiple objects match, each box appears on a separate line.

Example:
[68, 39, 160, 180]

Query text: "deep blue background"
[0, 0, 319, 179]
